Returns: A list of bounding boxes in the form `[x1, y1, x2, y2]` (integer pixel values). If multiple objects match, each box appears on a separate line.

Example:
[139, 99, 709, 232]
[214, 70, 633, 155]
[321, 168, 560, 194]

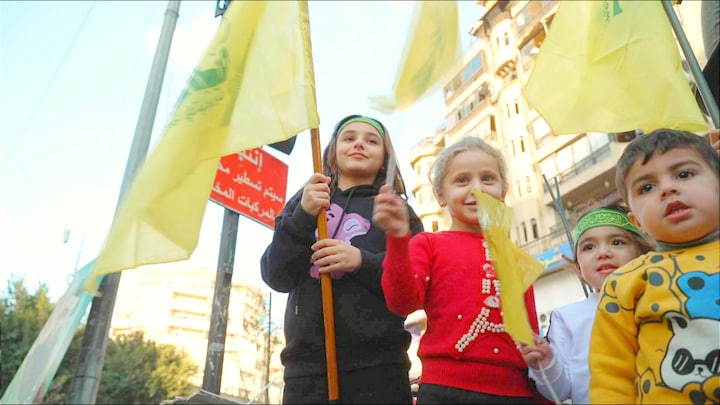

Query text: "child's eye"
[612, 239, 627, 246]
[638, 183, 654, 194]
[368, 138, 379, 145]
[481, 175, 496, 183]
[456, 176, 469, 184]
[677, 169, 694, 179]
[581, 244, 595, 252]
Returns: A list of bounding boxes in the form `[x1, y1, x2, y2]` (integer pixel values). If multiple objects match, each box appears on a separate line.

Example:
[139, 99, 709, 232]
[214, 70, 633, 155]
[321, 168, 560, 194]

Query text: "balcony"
[540, 142, 628, 208]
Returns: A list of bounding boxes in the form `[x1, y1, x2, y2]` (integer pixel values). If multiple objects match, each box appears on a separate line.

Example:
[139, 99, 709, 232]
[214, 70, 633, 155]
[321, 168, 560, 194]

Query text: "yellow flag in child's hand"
[474, 190, 544, 345]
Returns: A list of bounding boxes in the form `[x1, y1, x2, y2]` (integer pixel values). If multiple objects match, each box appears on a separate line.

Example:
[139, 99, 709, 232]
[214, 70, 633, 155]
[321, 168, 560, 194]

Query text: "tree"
[0, 276, 54, 396]
[0, 278, 197, 403]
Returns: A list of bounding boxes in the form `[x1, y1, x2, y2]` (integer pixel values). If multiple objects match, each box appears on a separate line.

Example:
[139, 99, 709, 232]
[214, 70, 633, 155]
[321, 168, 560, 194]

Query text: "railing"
[518, 226, 568, 257]
[543, 143, 611, 190]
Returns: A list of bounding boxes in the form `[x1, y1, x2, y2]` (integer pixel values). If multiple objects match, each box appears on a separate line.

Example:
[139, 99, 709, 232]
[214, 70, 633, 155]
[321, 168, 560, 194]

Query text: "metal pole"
[541, 174, 591, 298]
[264, 292, 272, 404]
[202, 208, 239, 394]
[69, 1, 181, 403]
[662, 0, 720, 128]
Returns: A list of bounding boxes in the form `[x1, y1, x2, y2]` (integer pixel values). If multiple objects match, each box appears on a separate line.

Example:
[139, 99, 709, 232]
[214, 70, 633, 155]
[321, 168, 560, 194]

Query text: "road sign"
[210, 148, 288, 229]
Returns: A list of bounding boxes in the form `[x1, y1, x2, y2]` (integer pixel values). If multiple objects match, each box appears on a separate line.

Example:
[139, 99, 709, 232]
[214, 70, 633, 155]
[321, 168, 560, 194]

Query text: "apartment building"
[408, 0, 707, 335]
[110, 265, 284, 403]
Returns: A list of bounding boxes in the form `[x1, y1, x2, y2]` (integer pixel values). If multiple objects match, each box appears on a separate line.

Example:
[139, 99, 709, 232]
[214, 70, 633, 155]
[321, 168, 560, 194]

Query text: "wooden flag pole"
[310, 127, 340, 402]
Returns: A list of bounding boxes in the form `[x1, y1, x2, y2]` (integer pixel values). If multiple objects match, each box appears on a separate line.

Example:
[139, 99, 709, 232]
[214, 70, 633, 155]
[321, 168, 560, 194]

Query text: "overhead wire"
[0, 1, 97, 172]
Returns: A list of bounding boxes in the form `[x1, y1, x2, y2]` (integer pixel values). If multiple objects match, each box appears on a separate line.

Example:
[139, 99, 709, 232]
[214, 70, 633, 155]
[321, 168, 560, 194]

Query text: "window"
[462, 55, 483, 82]
[520, 136, 526, 152]
[516, 179, 522, 196]
[514, 99, 520, 114]
[531, 218, 539, 239]
[432, 220, 439, 232]
[503, 32, 510, 46]
[525, 175, 532, 193]
[516, 5, 531, 29]
[522, 222, 528, 242]
[490, 115, 496, 132]
[511, 139, 516, 156]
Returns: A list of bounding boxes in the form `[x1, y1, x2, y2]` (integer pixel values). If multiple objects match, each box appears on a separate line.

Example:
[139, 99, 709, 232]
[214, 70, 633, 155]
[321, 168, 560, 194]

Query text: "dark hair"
[615, 128, 720, 201]
[322, 114, 408, 197]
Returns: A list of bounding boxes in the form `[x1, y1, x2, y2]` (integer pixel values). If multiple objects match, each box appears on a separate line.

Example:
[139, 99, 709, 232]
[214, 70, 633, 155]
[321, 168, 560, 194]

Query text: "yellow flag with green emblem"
[371, 1, 462, 112]
[524, 0, 707, 135]
[474, 190, 544, 345]
[86, 0, 319, 290]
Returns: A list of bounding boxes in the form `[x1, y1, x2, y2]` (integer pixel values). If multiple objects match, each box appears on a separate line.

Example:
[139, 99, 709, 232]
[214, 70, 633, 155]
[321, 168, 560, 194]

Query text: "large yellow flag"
[86, 1, 319, 290]
[371, 1, 461, 112]
[474, 190, 544, 345]
[524, 1, 707, 135]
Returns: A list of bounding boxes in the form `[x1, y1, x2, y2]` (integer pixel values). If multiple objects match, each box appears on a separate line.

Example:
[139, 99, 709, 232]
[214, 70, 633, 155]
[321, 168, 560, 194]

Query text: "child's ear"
[628, 212, 647, 234]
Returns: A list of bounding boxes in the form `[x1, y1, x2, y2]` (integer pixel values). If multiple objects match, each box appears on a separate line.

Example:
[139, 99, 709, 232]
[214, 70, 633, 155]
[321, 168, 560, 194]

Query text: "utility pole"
[264, 292, 272, 404]
[201, 0, 238, 395]
[69, 1, 181, 402]
[201, 208, 239, 394]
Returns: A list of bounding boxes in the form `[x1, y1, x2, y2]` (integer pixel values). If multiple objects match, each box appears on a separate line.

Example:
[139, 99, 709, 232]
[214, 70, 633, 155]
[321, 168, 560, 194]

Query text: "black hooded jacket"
[261, 183, 424, 379]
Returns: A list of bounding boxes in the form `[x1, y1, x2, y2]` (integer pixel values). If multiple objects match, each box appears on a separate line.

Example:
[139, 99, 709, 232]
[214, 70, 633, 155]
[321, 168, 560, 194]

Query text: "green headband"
[573, 208, 644, 247]
[336, 117, 386, 138]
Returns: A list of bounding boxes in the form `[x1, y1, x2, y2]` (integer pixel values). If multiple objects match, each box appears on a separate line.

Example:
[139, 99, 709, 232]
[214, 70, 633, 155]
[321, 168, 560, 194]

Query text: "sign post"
[202, 147, 288, 394]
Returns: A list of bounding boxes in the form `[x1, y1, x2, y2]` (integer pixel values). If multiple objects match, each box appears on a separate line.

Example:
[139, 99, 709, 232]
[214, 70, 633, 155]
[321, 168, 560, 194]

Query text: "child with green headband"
[589, 129, 720, 404]
[520, 203, 651, 404]
[261, 114, 423, 404]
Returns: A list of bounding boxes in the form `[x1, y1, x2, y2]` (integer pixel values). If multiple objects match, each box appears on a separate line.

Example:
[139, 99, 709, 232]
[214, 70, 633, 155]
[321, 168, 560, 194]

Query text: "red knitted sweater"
[383, 231, 541, 397]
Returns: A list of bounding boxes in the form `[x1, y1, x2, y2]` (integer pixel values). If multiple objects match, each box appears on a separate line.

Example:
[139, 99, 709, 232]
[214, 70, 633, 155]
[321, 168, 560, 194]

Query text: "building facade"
[408, 0, 707, 338]
[110, 265, 284, 403]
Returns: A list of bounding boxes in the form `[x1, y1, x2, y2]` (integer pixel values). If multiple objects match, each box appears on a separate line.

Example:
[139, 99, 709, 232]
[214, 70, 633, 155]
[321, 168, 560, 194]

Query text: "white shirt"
[529, 292, 600, 404]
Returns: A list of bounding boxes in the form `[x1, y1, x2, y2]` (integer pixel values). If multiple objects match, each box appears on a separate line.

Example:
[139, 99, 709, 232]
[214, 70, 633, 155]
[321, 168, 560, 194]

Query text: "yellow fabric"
[589, 241, 719, 403]
[524, 1, 707, 135]
[86, 0, 319, 291]
[474, 190, 544, 345]
[371, 1, 461, 112]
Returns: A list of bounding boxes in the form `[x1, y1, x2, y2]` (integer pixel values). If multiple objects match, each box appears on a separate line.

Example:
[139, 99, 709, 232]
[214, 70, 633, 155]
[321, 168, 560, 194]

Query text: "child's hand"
[709, 129, 719, 155]
[519, 334, 554, 370]
[311, 239, 362, 274]
[300, 173, 331, 216]
[372, 185, 410, 237]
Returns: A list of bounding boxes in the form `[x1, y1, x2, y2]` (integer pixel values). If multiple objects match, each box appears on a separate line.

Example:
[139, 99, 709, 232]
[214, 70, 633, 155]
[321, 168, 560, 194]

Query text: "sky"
[0, 0, 484, 324]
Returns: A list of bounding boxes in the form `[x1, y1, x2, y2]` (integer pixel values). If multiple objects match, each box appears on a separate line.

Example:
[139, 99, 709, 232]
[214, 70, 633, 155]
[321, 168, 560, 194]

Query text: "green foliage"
[0, 277, 197, 404]
[0, 276, 55, 397]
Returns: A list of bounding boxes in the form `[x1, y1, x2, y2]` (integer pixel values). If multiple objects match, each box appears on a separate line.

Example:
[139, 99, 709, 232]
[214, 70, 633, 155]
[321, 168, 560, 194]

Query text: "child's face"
[334, 122, 385, 186]
[575, 226, 644, 290]
[438, 149, 506, 232]
[625, 148, 719, 244]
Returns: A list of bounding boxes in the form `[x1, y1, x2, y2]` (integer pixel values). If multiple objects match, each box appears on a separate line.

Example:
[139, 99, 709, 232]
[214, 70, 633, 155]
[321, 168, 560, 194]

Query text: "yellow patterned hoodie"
[589, 240, 719, 404]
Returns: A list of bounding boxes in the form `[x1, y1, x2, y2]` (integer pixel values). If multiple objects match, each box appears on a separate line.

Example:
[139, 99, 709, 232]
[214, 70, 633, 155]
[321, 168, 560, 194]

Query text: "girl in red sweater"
[373, 136, 544, 404]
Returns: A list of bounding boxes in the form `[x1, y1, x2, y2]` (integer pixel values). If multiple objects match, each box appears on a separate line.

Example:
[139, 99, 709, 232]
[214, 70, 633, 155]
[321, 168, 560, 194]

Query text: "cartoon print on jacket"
[310, 202, 371, 279]
[598, 250, 720, 404]
[657, 272, 720, 402]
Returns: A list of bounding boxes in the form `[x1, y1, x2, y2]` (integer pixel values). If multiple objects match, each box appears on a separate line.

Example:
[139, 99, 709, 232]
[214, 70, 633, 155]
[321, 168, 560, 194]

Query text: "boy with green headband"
[520, 203, 651, 404]
[589, 129, 720, 404]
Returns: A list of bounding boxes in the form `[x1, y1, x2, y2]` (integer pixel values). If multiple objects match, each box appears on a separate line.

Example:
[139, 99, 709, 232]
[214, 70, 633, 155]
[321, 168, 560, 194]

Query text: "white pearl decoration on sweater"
[454, 240, 504, 353]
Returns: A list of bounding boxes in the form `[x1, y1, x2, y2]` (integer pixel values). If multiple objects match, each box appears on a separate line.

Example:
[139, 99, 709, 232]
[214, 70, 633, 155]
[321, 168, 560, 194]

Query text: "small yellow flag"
[524, 1, 707, 135]
[86, 1, 319, 290]
[371, 1, 462, 112]
[474, 190, 544, 345]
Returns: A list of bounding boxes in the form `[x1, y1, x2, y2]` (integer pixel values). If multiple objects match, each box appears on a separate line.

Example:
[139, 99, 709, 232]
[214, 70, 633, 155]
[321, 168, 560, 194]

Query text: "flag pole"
[541, 174, 591, 298]
[310, 127, 340, 402]
[662, 0, 720, 128]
